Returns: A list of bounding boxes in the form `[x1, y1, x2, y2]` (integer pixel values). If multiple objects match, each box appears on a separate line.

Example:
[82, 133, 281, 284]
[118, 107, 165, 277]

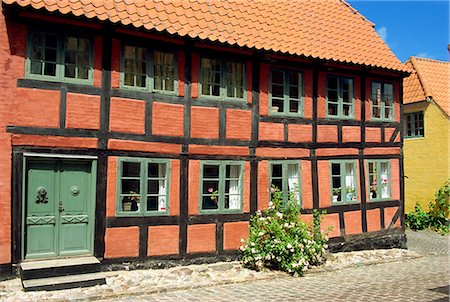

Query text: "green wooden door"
[25, 159, 94, 259]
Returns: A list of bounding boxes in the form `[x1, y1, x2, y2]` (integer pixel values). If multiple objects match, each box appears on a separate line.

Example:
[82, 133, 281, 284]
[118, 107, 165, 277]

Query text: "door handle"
[58, 201, 65, 212]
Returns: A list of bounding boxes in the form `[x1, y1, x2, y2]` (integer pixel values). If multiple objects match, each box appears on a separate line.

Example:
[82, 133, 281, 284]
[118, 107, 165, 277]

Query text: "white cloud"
[377, 26, 388, 42]
[415, 52, 435, 59]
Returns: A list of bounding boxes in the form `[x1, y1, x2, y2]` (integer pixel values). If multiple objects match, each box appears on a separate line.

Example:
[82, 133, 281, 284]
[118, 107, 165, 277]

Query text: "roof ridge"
[338, 0, 375, 27]
[409, 57, 433, 98]
[410, 56, 450, 64]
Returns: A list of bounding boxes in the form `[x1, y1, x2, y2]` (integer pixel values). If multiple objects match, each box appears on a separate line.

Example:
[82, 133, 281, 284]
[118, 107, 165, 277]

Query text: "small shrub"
[406, 179, 450, 235]
[240, 188, 330, 276]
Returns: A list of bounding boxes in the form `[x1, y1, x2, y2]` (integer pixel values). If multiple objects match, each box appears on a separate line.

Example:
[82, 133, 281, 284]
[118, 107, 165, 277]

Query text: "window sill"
[368, 198, 392, 202]
[25, 75, 93, 86]
[269, 112, 304, 118]
[115, 211, 170, 217]
[331, 201, 359, 206]
[198, 210, 244, 215]
[119, 85, 178, 96]
[198, 95, 246, 102]
[325, 115, 355, 120]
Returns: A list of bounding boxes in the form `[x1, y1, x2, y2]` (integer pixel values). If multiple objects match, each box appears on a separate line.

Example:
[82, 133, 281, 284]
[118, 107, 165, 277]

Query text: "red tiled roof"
[2, 0, 408, 73]
[404, 57, 450, 116]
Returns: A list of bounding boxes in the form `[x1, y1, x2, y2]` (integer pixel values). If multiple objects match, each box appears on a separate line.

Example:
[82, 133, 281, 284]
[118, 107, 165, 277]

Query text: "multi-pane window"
[371, 82, 394, 120]
[200, 58, 245, 100]
[121, 45, 176, 93]
[200, 162, 243, 212]
[27, 32, 92, 83]
[330, 161, 358, 204]
[269, 161, 301, 206]
[327, 76, 354, 118]
[123, 45, 147, 88]
[117, 158, 170, 216]
[270, 70, 303, 115]
[368, 161, 391, 201]
[404, 112, 424, 138]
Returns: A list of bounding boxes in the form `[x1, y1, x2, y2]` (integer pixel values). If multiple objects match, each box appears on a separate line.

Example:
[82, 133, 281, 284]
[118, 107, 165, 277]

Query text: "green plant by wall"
[406, 179, 450, 235]
[240, 187, 331, 276]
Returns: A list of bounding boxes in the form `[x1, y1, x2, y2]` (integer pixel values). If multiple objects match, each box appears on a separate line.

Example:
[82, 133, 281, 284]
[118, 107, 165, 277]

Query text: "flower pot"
[346, 192, 353, 202]
[123, 201, 132, 211]
[272, 106, 279, 112]
[332, 195, 338, 203]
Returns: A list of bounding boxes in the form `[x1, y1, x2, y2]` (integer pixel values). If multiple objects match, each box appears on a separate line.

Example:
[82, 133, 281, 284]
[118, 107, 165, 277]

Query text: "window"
[200, 162, 243, 213]
[327, 76, 354, 118]
[270, 69, 303, 115]
[117, 158, 170, 216]
[121, 44, 176, 93]
[330, 161, 358, 204]
[368, 161, 391, 201]
[404, 112, 424, 138]
[269, 161, 301, 206]
[27, 31, 92, 83]
[371, 82, 394, 120]
[200, 58, 246, 100]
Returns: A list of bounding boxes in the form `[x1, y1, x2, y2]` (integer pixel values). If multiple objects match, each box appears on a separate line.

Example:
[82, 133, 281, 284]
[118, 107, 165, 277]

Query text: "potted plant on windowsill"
[370, 181, 377, 199]
[332, 188, 341, 203]
[346, 187, 356, 202]
[208, 187, 219, 204]
[122, 191, 140, 211]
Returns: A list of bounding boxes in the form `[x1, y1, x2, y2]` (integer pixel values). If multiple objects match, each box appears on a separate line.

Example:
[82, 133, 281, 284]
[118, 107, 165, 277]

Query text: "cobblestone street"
[100, 230, 449, 302]
[1, 230, 447, 301]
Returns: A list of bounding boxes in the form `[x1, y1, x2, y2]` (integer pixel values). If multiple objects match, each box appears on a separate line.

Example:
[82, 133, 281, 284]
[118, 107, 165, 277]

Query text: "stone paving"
[0, 229, 447, 302]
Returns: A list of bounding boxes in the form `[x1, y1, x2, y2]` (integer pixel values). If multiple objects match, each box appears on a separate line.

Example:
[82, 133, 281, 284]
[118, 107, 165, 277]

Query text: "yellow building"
[403, 57, 449, 213]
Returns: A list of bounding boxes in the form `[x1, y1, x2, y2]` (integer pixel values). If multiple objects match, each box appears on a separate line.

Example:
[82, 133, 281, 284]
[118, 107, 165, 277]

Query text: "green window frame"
[404, 112, 424, 138]
[26, 31, 93, 84]
[330, 160, 358, 205]
[370, 82, 395, 121]
[326, 76, 354, 119]
[269, 69, 303, 116]
[116, 157, 170, 216]
[199, 161, 244, 214]
[367, 160, 391, 201]
[269, 161, 302, 207]
[199, 58, 246, 101]
[120, 44, 177, 94]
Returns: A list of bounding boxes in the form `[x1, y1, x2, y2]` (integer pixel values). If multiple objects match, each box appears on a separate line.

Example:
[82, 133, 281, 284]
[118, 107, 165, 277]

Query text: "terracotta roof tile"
[404, 57, 450, 115]
[3, 0, 409, 72]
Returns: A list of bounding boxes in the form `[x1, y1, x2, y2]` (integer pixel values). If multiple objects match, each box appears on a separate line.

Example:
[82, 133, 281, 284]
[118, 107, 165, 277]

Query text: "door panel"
[59, 161, 92, 256]
[25, 159, 94, 259]
[26, 161, 58, 259]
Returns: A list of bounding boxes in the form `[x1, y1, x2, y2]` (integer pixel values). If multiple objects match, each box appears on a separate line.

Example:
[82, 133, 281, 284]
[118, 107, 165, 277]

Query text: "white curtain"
[228, 165, 241, 209]
[287, 164, 300, 205]
[380, 162, 390, 198]
[345, 163, 355, 201]
[158, 163, 167, 211]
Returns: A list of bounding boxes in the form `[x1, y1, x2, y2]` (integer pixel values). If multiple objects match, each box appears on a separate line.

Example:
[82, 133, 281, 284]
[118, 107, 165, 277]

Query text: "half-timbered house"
[0, 0, 409, 283]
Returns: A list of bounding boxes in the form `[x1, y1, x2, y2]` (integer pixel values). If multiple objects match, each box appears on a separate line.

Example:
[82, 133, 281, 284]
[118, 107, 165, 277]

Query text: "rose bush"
[240, 188, 330, 276]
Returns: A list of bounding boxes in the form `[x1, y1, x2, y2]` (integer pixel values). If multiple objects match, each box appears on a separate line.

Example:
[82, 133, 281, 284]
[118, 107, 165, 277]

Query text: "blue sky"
[347, 1, 449, 63]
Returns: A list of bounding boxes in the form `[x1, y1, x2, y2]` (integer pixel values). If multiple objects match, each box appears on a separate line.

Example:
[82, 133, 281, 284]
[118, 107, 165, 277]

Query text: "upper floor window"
[117, 158, 170, 216]
[26, 32, 93, 83]
[270, 69, 303, 116]
[371, 82, 394, 121]
[368, 160, 391, 201]
[121, 44, 176, 93]
[327, 76, 354, 118]
[330, 161, 358, 204]
[269, 161, 301, 206]
[200, 161, 243, 213]
[404, 112, 424, 138]
[200, 58, 246, 100]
